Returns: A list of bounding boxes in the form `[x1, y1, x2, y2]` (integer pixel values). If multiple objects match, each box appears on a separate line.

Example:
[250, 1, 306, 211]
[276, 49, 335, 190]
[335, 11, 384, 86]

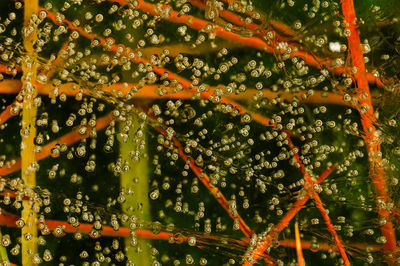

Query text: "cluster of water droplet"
[0, 0, 400, 265]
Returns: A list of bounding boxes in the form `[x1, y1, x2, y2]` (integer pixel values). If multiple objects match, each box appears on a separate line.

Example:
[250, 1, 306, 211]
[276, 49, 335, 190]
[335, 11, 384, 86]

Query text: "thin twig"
[0, 114, 113, 176]
[242, 164, 339, 265]
[41, 8, 268, 123]
[0, 102, 19, 126]
[0, 212, 363, 253]
[145, 108, 254, 238]
[286, 135, 350, 266]
[0, 64, 21, 74]
[108, 0, 385, 89]
[295, 221, 305, 266]
[142, 108, 276, 264]
[0, 79, 381, 108]
[201, 0, 387, 89]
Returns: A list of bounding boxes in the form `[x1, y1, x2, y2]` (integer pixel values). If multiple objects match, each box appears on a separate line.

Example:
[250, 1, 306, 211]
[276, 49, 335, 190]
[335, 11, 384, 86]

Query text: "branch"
[0, 114, 113, 176]
[0, 101, 19, 126]
[144, 108, 254, 237]
[340, 0, 397, 256]
[189, 0, 387, 90]
[1, 211, 368, 254]
[285, 135, 350, 266]
[294, 221, 305, 266]
[0, 79, 380, 109]
[242, 163, 339, 265]
[106, 0, 386, 89]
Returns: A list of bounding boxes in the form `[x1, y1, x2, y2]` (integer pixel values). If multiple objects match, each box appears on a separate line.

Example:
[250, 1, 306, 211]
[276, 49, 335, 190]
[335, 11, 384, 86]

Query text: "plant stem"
[148, 113, 254, 238]
[294, 222, 305, 266]
[0, 228, 9, 263]
[286, 136, 350, 266]
[0, 102, 19, 126]
[110, 0, 384, 89]
[0, 114, 113, 176]
[0, 64, 21, 74]
[0, 212, 385, 253]
[340, 0, 397, 256]
[242, 164, 339, 265]
[41, 41, 70, 79]
[41, 9, 260, 119]
[21, 0, 39, 265]
[143, 109, 277, 264]
[119, 114, 152, 265]
[0, 79, 383, 108]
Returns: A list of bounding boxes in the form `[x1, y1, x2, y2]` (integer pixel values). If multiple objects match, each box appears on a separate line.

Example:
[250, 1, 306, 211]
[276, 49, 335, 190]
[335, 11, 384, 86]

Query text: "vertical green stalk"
[119, 114, 151, 265]
[0, 228, 9, 263]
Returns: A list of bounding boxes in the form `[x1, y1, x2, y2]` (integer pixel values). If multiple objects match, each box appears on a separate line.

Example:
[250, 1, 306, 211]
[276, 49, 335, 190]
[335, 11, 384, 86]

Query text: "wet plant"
[0, 0, 400, 265]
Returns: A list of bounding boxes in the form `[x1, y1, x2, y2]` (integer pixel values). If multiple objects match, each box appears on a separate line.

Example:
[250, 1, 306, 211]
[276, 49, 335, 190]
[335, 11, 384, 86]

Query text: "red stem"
[0, 79, 353, 109]
[193, 0, 387, 89]
[143, 106, 276, 264]
[340, 0, 397, 256]
[0, 114, 113, 176]
[9, 1, 393, 263]
[0, 65, 21, 74]
[286, 136, 350, 266]
[2, 212, 375, 253]
[109, 0, 384, 89]
[0, 102, 19, 126]
[0, 213, 174, 240]
[295, 222, 305, 266]
[40, 41, 70, 79]
[144, 108, 254, 238]
[242, 163, 340, 265]
[34, 12, 271, 254]
[42, 8, 271, 126]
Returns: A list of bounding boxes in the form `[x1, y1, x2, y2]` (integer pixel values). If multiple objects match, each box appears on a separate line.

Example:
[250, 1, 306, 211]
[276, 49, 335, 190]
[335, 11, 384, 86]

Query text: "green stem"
[119, 114, 152, 265]
[0, 228, 9, 262]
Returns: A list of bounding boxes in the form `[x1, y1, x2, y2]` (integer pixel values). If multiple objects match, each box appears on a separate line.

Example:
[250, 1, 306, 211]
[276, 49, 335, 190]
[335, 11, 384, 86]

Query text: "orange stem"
[0, 114, 113, 176]
[0, 102, 19, 126]
[42, 8, 269, 123]
[0, 65, 21, 74]
[295, 222, 305, 266]
[286, 135, 350, 266]
[20, 1, 391, 93]
[108, 0, 384, 89]
[340, 0, 397, 255]
[242, 164, 337, 265]
[0, 80, 352, 107]
[277, 239, 382, 253]
[40, 41, 70, 79]
[0, 213, 173, 240]
[144, 108, 254, 238]
[0, 80, 22, 94]
[143, 108, 276, 264]
[190, 0, 386, 89]
[1, 212, 372, 253]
